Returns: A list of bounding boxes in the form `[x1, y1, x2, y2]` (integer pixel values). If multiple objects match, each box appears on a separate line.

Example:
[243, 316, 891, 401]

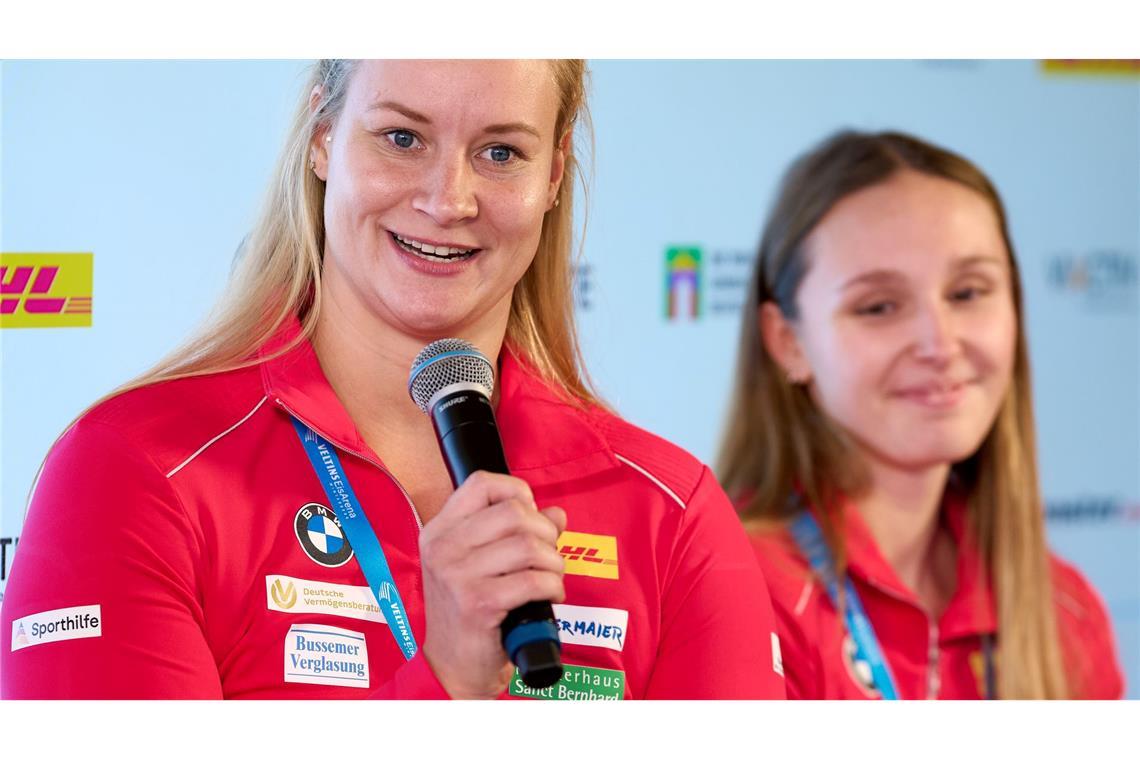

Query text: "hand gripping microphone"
[408, 338, 563, 689]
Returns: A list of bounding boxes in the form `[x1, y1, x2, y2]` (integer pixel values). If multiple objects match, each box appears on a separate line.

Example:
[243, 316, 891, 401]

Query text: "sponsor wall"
[2, 60, 1138, 696]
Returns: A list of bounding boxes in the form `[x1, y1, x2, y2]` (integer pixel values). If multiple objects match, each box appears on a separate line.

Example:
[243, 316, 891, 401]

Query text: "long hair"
[109, 59, 598, 404]
[716, 129, 1068, 699]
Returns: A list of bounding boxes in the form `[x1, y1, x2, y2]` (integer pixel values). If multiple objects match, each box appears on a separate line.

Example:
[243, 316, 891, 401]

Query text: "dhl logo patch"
[0, 253, 94, 328]
[557, 531, 619, 580]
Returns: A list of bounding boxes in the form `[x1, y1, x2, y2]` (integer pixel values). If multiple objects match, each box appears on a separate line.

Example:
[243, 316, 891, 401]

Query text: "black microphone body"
[424, 379, 564, 690]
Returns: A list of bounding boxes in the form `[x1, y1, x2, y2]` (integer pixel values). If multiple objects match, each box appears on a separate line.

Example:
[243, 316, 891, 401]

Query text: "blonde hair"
[717, 130, 1069, 699]
[111, 59, 598, 404]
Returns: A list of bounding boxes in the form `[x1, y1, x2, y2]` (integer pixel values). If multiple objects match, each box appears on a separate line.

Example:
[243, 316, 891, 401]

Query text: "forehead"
[345, 59, 560, 132]
[803, 169, 1008, 280]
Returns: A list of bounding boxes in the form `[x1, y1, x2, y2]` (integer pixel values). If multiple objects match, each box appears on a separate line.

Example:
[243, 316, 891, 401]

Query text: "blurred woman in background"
[718, 129, 1123, 699]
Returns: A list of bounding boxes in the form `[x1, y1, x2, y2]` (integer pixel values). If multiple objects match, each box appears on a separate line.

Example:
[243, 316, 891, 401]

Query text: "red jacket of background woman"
[747, 495, 1124, 699]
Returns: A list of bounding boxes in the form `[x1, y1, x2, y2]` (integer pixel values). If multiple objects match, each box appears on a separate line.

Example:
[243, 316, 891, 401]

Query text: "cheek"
[482, 185, 549, 269]
[331, 162, 403, 220]
[802, 322, 911, 442]
[488, 182, 547, 229]
[806, 320, 895, 393]
[966, 301, 1018, 379]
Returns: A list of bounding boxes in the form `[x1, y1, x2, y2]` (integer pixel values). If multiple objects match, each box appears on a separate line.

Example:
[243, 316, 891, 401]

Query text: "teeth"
[394, 233, 474, 258]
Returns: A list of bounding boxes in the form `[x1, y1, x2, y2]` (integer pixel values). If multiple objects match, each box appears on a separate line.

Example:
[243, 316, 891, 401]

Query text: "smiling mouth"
[390, 231, 479, 262]
[894, 380, 974, 408]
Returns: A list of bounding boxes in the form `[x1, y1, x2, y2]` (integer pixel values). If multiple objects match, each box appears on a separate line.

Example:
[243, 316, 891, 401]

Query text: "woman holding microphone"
[718, 129, 1123, 699]
[2, 60, 784, 699]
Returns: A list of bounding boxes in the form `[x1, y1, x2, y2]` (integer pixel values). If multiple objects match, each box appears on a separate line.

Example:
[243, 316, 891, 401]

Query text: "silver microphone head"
[407, 338, 495, 414]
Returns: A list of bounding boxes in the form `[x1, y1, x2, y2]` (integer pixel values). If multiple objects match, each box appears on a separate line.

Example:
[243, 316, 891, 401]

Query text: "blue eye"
[388, 130, 417, 149]
[488, 145, 514, 163]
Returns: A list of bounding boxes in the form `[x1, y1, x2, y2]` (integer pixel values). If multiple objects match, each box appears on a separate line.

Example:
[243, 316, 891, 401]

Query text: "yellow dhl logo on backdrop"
[0, 253, 94, 328]
[557, 531, 619, 580]
[1041, 60, 1140, 77]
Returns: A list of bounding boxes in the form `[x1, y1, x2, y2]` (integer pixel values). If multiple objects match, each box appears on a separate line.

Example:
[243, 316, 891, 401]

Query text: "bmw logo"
[294, 502, 354, 568]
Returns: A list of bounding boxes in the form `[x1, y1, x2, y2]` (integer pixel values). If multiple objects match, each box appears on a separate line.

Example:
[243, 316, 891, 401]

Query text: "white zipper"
[275, 397, 423, 530]
[858, 572, 942, 700]
[925, 615, 941, 699]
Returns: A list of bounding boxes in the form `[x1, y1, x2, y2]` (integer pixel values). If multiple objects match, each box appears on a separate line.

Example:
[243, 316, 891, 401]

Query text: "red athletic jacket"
[2, 317, 785, 699]
[748, 495, 1123, 699]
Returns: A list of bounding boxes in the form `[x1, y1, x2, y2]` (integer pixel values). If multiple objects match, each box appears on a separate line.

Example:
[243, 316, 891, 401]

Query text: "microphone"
[408, 338, 564, 689]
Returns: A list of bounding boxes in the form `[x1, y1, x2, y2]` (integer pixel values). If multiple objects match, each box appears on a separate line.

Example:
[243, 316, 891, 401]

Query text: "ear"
[547, 131, 571, 210]
[759, 301, 812, 385]
[308, 85, 331, 182]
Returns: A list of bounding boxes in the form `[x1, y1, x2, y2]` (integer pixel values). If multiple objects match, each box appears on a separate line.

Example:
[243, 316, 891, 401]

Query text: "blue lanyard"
[290, 417, 418, 660]
[789, 510, 901, 700]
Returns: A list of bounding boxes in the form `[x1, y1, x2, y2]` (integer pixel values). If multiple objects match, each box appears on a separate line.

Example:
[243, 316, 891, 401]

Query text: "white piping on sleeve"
[165, 396, 268, 479]
[793, 579, 815, 617]
[613, 453, 686, 510]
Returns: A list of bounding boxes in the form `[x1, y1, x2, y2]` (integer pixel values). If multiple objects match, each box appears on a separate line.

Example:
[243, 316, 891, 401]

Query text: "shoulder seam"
[613, 452, 686, 510]
[165, 395, 268, 479]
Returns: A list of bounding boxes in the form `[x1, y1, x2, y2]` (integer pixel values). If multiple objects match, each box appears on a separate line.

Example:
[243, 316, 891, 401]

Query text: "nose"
[912, 301, 959, 366]
[411, 152, 478, 226]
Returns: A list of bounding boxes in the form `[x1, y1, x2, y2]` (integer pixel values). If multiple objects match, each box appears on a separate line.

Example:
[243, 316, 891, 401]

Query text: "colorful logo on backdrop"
[1041, 60, 1140, 77]
[663, 245, 756, 321]
[1, 253, 94, 328]
[665, 246, 702, 319]
[294, 503, 354, 568]
[1046, 250, 1137, 311]
[573, 262, 595, 312]
[1045, 497, 1140, 524]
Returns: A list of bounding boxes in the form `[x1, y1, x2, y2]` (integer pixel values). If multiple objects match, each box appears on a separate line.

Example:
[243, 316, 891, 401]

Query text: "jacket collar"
[839, 491, 997, 640]
[258, 315, 619, 486]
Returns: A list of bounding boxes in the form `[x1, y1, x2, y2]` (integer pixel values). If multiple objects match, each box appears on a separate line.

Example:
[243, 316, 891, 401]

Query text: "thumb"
[540, 506, 568, 536]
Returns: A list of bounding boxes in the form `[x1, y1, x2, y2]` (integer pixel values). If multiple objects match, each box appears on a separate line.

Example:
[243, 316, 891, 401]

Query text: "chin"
[396, 313, 472, 340]
[380, 294, 477, 335]
[877, 436, 986, 471]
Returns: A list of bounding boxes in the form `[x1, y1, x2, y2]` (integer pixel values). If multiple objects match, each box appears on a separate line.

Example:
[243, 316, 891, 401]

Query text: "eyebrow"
[367, 100, 542, 140]
[368, 100, 432, 124]
[840, 269, 906, 292]
[949, 253, 1008, 272]
[839, 254, 1008, 292]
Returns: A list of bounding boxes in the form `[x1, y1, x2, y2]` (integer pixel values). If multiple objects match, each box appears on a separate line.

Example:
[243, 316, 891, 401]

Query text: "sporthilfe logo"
[10, 605, 102, 652]
[0, 253, 94, 328]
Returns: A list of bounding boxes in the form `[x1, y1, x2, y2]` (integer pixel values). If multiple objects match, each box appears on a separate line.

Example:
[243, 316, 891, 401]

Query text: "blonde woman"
[718, 129, 1123, 699]
[1, 60, 784, 700]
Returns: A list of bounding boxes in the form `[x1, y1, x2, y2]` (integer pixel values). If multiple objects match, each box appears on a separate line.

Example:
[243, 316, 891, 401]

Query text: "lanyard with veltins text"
[789, 508, 901, 700]
[290, 416, 418, 660]
[789, 506, 997, 699]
